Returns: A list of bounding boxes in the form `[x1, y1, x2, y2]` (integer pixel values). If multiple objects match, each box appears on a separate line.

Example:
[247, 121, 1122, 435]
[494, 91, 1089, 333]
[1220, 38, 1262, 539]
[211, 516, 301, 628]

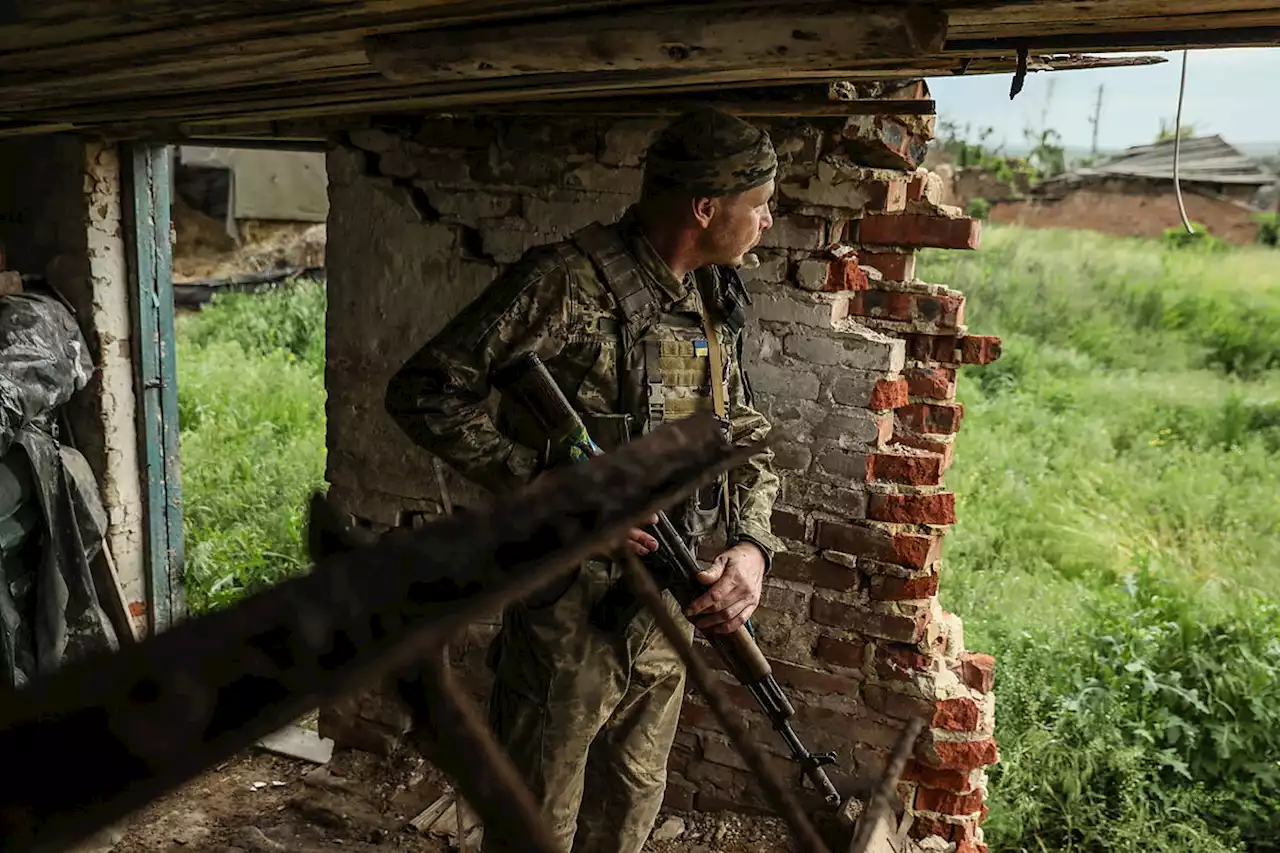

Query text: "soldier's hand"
[625, 514, 660, 556]
[686, 542, 766, 635]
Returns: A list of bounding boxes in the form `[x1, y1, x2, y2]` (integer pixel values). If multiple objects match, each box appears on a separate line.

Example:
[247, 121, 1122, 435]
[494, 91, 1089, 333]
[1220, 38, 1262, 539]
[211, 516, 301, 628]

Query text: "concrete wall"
[0, 137, 147, 634]
[324, 111, 1000, 850]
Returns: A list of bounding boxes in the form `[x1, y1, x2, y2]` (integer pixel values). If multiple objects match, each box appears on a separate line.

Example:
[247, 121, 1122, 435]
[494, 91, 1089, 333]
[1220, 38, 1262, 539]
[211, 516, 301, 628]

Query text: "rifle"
[495, 351, 840, 805]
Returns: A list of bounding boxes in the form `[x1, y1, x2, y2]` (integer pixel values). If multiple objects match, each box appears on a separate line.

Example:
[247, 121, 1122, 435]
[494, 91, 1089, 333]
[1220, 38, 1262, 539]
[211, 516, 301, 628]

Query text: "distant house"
[990, 136, 1277, 245]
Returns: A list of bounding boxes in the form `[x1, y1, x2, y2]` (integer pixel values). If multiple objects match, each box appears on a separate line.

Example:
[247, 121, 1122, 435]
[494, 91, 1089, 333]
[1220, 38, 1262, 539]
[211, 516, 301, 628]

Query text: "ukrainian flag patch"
[693, 338, 709, 357]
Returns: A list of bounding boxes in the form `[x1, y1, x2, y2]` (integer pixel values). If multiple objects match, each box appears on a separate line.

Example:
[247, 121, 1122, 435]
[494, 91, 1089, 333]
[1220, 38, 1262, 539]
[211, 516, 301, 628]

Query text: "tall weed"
[920, 227, 1280, 852]
[177, 281, 327, 611]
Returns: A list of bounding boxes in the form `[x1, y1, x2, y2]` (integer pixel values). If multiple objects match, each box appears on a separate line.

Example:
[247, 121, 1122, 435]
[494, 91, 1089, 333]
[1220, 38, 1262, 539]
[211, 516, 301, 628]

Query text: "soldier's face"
[701, 180, 775, 266]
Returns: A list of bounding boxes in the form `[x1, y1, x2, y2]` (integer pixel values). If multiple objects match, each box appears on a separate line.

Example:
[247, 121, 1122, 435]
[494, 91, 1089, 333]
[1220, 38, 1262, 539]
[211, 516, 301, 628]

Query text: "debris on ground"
[102, 745, 800, 853]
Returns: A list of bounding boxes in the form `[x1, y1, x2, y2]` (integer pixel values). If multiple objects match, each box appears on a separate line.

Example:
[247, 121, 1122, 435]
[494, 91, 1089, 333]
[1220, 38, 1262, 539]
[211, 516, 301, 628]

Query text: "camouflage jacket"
[385, 208, 780, 564]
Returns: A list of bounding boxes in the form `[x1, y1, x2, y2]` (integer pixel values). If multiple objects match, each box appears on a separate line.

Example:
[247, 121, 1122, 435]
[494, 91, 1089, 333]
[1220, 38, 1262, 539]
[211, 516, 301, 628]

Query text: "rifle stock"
[495, 352, 840, 805]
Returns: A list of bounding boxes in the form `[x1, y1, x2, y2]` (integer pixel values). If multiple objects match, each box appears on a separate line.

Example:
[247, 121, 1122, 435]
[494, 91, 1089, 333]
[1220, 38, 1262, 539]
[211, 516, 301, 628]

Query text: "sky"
[928, 47, 1280, 155]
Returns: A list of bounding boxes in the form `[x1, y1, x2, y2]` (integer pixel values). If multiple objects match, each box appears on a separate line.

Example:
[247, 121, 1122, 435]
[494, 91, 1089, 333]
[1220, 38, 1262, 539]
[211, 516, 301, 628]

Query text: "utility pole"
[1089, 84, 1104, 157]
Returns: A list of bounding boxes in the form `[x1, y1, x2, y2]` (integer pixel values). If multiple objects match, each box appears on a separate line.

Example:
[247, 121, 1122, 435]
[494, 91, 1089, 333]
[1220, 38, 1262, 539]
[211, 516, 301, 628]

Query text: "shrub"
[967, 196, 992, 221]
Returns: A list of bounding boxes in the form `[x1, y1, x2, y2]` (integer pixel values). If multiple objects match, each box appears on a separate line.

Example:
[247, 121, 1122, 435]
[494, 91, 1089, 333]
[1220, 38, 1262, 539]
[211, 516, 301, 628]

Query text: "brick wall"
[324, 108, 999, 851]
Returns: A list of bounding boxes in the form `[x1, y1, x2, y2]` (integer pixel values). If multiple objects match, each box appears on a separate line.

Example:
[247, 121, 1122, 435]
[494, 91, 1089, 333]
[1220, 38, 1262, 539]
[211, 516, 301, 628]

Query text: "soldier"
[386, 107, 781, 853]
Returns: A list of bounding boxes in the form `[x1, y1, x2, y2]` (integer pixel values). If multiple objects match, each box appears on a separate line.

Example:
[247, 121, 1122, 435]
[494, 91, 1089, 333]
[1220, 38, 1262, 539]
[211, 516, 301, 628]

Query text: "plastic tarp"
[0, 292, 117, 688]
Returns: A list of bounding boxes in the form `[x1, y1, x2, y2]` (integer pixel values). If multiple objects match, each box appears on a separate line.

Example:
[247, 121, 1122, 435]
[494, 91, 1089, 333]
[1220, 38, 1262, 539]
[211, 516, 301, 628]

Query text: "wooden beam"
[946, 25, 1280, 53]
[365, 4, 949, 81]
[0, 0, 659, 68]
[948, 8, 1280, 39]
[438, 97, 939, 117]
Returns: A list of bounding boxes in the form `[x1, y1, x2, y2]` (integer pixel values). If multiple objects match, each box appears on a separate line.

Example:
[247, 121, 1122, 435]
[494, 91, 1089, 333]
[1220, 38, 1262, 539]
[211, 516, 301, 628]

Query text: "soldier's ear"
[691, 196, 717, 228]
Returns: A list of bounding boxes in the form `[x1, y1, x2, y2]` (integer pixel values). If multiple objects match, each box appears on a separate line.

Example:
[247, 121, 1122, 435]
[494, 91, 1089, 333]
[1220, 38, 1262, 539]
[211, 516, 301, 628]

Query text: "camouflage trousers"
[483, 557, 690, 853]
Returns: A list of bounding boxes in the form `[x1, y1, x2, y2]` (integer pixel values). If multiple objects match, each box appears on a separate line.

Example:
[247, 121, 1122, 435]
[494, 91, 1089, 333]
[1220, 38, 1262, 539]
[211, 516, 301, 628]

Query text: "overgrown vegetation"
[176, 229, 1280, 852]
[936, 121, 1068, 194]
[920, 227, 1280, 853]
[177, 279, 327, 612]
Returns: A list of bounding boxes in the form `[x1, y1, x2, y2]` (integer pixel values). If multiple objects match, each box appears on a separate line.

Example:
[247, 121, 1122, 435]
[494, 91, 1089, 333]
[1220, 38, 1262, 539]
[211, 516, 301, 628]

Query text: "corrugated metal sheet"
[1078, 135, 1275, 186]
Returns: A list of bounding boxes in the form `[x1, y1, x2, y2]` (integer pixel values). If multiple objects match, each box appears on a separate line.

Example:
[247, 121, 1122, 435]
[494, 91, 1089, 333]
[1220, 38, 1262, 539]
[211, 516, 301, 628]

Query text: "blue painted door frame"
[126, 143, 185, 633]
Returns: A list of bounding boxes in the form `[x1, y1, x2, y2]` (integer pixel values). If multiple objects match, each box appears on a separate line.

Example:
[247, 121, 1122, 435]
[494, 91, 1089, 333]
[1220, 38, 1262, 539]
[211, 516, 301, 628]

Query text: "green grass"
[174, 229, 1280, 852]
[176, 279, 327, 612]
[920, 227, 1280, 853]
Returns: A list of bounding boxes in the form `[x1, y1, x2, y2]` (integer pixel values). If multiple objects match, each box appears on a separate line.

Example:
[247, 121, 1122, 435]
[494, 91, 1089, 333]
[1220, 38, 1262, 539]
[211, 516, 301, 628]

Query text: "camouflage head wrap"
[641, 107, 777, 198]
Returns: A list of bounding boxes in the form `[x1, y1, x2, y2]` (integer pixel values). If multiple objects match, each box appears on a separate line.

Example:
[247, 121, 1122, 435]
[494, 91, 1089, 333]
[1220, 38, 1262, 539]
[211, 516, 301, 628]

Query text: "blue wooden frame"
[128, 143, 185, 632]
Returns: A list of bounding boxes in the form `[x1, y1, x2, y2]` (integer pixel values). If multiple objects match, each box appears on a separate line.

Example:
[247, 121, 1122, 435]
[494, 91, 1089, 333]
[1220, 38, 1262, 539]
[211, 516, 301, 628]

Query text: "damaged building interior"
[0, 3, 1277, 853]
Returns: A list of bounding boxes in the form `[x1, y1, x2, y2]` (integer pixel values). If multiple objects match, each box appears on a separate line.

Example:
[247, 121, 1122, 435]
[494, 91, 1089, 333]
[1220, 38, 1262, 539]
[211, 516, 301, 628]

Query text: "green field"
[177, 226, 1280, 852]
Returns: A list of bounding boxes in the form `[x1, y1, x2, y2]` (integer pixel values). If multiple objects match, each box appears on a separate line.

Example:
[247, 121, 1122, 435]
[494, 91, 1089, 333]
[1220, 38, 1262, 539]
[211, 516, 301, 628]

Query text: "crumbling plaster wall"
[325, 110, 1000, 852]
[0, 137, 146, 633]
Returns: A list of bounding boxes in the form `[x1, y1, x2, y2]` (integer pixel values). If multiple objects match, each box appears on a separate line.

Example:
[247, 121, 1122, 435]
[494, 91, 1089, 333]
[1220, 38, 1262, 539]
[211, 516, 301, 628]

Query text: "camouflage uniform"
[386, 108, 780, 853]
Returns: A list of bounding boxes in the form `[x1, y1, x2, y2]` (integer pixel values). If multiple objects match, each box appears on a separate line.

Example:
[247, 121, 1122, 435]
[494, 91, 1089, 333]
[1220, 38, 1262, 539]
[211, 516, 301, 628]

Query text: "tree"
[1156, 119, 1197, 142]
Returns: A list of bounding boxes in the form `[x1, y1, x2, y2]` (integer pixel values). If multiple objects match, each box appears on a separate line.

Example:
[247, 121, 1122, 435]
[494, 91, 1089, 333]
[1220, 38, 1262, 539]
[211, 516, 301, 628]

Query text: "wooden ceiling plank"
[0, 0, 664, 68]
[947, 9, 1280, 39]
[365, 3, 948, 82]
[948, 0, 1278, 28]
[947, 25, 1280, 52]
[0, 51, 371, 109]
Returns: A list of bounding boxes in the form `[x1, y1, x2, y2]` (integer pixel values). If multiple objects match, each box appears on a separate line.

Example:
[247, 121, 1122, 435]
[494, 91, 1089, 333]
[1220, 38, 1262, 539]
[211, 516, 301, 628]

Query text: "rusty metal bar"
[618, 552, 834, 853]
[847, 717, 924, 853]
[399, 663, 560, 853]
[0, 415, 753, 853]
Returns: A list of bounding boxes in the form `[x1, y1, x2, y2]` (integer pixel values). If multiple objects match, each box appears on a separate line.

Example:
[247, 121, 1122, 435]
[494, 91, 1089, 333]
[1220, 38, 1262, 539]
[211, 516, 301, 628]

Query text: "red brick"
[817, 450, 869, 480]
[869, 572, 940, 601]
[909, 815, 957, 841]
[890, 434, 955, 470]
[864, 683, 935, 722]
[911, 816, 980, 843]
[866, 177, 909, 213]
[810, 598, 929, 643]
[898, 402, 964, 435]
[855, 214, 981, 250]
[960, 652, 996, 693]
[771, 508, 807, 541]
[902, 761, 978, 793]
[663, 783, 695, 812]
[930, 738, 999, 771]
[859, 251, 916, 282]
[875, 643, 931, 681]
[842, 117, 930, 171]
[905, 333, 959, 363]
[815, 635, 866, 669]
[957, 841, 982, 853]
[770, 659, 861, 697]
[868, 378, 909, 410]
[906, 367, 956, 400]
[915, 293, 965, 328]
[959, 335, 1002, 365]
[771, 552, 860, 592]
[814, 521, 942, 570]
[680, 700, 718, 731]
[933, 698, 982, 732]
[867, 452, 944, 486]
[825, 257, 870, 292]
[850, 289, 914, 321]
[906, 173, 928, 202]
[869, 492, 956, 525]
[980, 804, 990, 824]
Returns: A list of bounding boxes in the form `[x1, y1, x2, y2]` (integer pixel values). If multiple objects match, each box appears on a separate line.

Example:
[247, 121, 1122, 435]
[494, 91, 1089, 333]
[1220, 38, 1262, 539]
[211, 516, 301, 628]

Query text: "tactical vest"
[570, 222, 746, 540]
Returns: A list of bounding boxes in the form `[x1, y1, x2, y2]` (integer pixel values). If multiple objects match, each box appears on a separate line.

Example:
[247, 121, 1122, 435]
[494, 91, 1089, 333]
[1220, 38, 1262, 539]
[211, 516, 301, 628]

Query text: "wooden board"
[365, 4, 948, 81]
[0, 1, 1277, 137]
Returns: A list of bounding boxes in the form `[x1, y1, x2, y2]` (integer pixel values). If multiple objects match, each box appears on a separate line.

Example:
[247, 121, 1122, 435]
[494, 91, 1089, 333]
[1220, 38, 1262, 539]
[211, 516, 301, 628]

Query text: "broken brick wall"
[323, 107, 999, 851]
